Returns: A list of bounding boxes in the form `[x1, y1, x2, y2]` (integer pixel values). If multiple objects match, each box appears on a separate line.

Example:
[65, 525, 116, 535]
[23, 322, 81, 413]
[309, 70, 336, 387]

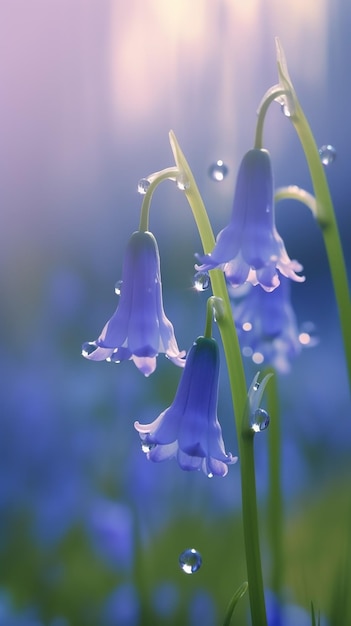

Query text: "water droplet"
[137, 178, 151, 194]
[176, 173, 190, 191]
[274, 93, 292, 118]
[208, 160, 229, 181]
[193, 271, 210, 291]
[280, 102, 291, 118]
[318, 144, 336, 166]
[179, 548, 202, 574]
[253, 381, 260, 391]
[114, 280, 123, 295]
[82, 341, 97, 357]
[141, 441, 156, 453]
[251, 408, 270, 432]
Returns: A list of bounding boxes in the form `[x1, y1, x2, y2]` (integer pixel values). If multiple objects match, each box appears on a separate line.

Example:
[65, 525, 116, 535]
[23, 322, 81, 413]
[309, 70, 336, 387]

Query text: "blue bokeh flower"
[196, 149, 305, 291]
[135, 336, 237, 477]
[101, 583, 140, 626]
[233, 278, 301, 373]
[82, 230, 185, 376]
[86, 498, 134, 572]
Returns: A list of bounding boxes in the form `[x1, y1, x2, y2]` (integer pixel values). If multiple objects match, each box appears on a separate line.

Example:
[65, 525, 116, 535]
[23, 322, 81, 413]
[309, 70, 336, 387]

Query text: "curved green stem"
[255, 85, 286, 149]
[169, 130, 268, 626]
[290, 103, 351, 389]
[138, 167, 179, 231]
[274, 185, 317, 218]
[274, 38, 351, 390]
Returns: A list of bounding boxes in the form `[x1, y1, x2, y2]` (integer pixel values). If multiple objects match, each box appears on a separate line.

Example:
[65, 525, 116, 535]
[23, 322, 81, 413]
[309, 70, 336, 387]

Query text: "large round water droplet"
[208, 160, 228, 182]
[251, 408, 270, 432]
[114, 280, 123, 295]
[318, 144, 336, 166]
[82, 341, 98, 357]
[179, 548, 202, 574]
[193, 271, 210, 292]
[137, 178, 151, 194]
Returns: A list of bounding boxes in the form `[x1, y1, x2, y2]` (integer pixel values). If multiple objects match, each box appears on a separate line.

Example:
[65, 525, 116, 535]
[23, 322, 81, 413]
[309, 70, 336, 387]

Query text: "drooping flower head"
[135, 336, 237, 477]
[196, 149, 305, 292]
[82, 230, 185, 376]
[233, 278, 302, 373]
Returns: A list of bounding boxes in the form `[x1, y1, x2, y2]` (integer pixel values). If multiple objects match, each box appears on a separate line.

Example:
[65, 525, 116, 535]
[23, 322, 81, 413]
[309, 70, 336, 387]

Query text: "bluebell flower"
[196, 149, 305, 291]
[233, 278, 301, 373]
[134, 336, 237, 477]
[82, 230, 185, 376]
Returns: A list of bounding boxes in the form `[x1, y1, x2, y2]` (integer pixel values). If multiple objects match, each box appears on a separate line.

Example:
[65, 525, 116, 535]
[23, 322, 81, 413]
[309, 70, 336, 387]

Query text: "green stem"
[138, 167, 179, 231]
[291, 102, 351, 390]
[258, 47, 351, 390]
[274, 185, 317, 218]
[169, 131, 267, 626]
[204, 297, 223, 339]
[255, 86, 286, 149]
[265, 368, 284, 597]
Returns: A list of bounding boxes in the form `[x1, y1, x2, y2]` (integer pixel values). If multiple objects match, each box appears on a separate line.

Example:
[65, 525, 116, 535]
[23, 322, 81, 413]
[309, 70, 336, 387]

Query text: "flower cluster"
[83, 143, 309, 475]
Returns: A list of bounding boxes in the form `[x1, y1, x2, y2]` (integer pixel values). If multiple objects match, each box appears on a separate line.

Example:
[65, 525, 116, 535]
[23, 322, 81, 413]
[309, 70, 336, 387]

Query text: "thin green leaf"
[310, 601, 320, 626]
[222, 581, 248, 626]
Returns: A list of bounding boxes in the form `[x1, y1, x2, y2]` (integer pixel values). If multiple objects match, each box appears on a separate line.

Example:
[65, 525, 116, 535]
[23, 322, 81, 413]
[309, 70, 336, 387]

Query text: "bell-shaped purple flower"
[196, 149, 305, 292]
[82, 230, 185, 376]
[134, 336, 237, 477]
[233, 278, 301, 373]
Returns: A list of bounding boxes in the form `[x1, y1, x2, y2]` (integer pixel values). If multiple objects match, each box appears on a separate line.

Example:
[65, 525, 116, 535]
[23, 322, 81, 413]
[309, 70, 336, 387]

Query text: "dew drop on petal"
[208, 160, 228, 181]
[193, 271, 210, 291]
[176, 173, 190, 191]
[82, 341, 98, 357]
[179, 548, 202, 574]
[318, 144, 336, 166]
[141, 442, 156, 453]
[251, 408, 270, 432]
[114, 280, 123, 295]
[137, 178, 151, 194]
